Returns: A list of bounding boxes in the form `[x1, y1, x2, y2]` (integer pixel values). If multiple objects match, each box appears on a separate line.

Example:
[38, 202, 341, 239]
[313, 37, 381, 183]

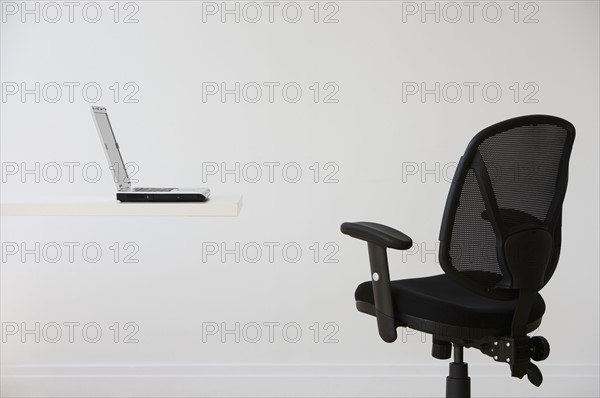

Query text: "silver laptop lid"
[90, 106, 131, 191]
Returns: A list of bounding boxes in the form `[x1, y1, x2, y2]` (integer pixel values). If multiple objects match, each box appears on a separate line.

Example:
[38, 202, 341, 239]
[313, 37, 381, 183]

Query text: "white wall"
[1, 1, 598, 396]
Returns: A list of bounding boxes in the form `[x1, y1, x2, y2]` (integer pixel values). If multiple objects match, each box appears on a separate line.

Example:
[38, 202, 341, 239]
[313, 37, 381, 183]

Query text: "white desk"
[0, 195, 242, 217]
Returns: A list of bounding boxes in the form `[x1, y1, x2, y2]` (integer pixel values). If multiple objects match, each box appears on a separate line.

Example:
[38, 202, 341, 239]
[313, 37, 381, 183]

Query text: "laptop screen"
[91, 107, 131, 191]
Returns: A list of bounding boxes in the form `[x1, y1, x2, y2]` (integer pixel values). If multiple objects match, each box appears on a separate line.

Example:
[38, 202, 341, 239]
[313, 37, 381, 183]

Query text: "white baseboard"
[1, 363, 598, 397]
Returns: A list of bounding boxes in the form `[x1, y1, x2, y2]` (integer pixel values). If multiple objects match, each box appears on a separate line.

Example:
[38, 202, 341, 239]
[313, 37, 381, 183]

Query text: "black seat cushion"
[355, 274, 545, 330]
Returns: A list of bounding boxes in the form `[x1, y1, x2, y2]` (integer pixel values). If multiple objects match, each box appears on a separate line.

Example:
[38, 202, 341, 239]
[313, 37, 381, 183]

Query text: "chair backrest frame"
[439, 115, 575, 300]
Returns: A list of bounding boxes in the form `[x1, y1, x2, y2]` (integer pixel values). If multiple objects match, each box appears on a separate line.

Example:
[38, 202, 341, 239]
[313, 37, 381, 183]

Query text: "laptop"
[91, 106, 210, 202]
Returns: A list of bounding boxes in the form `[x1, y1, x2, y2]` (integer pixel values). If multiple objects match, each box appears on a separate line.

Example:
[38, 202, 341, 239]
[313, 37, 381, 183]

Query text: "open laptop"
[91, 106, 210, 202]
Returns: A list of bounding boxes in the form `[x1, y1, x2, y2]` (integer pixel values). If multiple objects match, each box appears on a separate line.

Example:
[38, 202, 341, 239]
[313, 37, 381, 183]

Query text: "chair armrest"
[340, 222, 413, 250]
[340, 221, 413, 343]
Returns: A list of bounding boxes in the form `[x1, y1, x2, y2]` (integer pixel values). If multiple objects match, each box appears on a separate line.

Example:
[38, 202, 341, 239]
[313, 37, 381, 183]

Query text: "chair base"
[446, 362, 470, 398]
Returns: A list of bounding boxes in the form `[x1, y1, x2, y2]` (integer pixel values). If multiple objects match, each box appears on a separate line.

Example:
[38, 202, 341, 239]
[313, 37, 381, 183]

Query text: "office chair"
[341, 115, 575, 398]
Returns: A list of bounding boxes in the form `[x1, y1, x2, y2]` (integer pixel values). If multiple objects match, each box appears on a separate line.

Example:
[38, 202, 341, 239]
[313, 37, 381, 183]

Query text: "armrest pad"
[340, 221, 412, 250]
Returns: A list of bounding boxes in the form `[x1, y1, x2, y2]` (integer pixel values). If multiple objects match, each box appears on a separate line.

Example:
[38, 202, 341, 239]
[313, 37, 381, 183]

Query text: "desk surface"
[0, 195, 242, 217]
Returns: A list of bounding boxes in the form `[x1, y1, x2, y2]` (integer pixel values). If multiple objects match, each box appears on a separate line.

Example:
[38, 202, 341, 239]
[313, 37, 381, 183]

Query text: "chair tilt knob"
[432, 338, 452, 360]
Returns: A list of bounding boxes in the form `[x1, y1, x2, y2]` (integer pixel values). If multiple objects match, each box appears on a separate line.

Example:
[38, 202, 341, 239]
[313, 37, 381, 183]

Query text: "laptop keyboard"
[133, 188, 175, 192]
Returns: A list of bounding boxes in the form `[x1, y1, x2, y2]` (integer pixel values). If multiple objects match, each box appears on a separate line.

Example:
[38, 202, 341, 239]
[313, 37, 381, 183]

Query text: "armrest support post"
[367, 242, 397, 343]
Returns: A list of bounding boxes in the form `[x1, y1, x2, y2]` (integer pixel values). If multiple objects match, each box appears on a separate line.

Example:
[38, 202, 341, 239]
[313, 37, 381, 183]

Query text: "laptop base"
[117, 192, 208, 202]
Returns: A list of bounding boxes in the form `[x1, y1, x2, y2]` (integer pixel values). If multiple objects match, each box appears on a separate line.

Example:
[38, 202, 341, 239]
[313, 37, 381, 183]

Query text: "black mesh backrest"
[439, 115, 575, 299]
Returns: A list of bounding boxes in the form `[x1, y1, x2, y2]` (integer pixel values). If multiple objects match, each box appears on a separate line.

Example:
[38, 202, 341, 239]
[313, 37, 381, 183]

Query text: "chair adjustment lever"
[479, 335, 547, 387]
